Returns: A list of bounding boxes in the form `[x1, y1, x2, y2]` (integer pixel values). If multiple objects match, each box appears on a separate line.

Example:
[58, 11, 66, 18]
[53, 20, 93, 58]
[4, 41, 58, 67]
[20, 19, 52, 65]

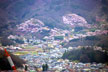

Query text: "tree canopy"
[62, 47, 108, 63]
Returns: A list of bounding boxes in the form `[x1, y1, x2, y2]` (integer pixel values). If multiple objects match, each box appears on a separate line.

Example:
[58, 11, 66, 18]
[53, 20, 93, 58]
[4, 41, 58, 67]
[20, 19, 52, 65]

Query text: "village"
[2, 26, 108, 72]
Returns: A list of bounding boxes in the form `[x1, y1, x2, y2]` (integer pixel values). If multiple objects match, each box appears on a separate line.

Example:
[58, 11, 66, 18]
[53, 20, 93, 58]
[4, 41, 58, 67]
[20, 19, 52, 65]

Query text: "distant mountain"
[0, 0, 107, 37]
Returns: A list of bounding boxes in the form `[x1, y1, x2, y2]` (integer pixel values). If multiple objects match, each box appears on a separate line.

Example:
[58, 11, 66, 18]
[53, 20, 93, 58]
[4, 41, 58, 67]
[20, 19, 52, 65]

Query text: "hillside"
[62, 47, 108, 63]
[63, 34, 108, 51]
[0, 0, 107, 37]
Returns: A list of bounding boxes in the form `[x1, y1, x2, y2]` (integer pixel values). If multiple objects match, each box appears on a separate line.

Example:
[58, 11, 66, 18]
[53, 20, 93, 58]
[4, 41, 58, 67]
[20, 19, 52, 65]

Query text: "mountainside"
[0, 0, 107, 37]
